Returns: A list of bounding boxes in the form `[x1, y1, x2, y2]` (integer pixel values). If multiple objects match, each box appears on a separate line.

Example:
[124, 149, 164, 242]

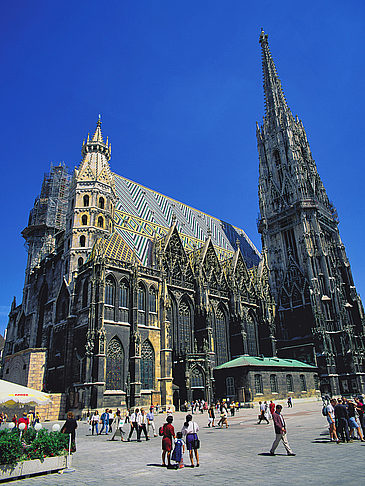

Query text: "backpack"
[322, 405, 328, 417]
[159, 425, 164, 436]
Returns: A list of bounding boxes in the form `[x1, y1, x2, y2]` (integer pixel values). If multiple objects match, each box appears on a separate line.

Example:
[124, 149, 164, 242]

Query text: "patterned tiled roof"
[113, 174, 260, 268]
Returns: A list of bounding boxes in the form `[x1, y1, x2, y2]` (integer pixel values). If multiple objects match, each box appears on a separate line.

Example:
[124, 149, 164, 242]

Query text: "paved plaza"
[8, 399, 365, 486]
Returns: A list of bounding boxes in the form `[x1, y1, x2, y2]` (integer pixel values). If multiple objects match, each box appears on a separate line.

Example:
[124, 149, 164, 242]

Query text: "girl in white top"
[181, 414, 200, 467]
[90, 411, 100, 435]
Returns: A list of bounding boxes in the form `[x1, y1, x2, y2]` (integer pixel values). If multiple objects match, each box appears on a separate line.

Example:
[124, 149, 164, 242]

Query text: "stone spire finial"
[259, 29, 291, 122]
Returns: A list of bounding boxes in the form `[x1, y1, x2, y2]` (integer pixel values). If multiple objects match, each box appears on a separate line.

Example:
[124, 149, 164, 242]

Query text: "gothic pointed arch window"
[138, 283, 146, 325]
[98, 197, 105, 209]
[83, 195, 89, 207]
[105, 277, 115, 306]
[149, 286, 157, 326]
[119, 279, 129, 322]
[178, 299, 192, 354]
[80, 235, 86, 247]
[214, 306, 229, 366]
[78, 257, 84, 268]
[246, 313, 259, 356]
[141, 340, 154, 389]
[98, 216, 104, 228]
[106, 337, 124, 390]
[82, 279, 88, 308]
[82, 214, 88, 225]
[190, 366, 204, 388]
[273, 149, 283, 187]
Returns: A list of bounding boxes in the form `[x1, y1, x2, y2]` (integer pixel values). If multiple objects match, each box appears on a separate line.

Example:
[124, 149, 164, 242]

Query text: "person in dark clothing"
[334, 399, 351, 443]
[61, 411, 78, 452]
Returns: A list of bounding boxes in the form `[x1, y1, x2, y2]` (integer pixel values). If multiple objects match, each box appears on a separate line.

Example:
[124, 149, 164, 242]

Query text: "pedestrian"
[108, 409, 114, 433]
[125, 408, 130, 423]
[269, 400, 275, 417]
[230, 402, 235, 416]
[257, 401, 269, 424]
[111, 412, 125, 441]
[99, 409, 110, 435]
[269, 404, 295, 456]
[219, 403, 229, 428]
[181, 414, 200, 467]
[287, 397, 293, 408]
[325, 398, 339, 442]
[147, 407, 157, 437]
[127, 408, 141, 442]
[33, 412, 41, 427]
[347, 400, 364, 441]
[355, 397, 365, 435]
[208, 404, 215, 427]
[138, 409, 149, 441]
[90, 410, 99, 435]
[160, 415, 175, 467]
[334, 398, 351, 443]
[171, 431, 185, 469]
[61, 411, 78, 452]
[12, 414, 18, 426]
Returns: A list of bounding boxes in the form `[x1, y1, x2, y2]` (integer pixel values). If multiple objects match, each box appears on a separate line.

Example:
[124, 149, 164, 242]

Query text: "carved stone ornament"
[133, 330, 141, 356]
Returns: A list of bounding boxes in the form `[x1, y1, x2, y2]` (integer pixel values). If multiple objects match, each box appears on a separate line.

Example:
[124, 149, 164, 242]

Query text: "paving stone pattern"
[9, 399, 365, 486]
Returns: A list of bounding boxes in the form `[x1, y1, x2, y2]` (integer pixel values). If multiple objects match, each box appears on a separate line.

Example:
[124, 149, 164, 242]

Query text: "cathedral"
[2, 31, 364, 416]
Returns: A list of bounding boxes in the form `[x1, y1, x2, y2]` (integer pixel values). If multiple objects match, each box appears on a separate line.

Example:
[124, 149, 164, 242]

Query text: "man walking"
[99, 409, 110, 435]
[269, 405, 295, 456]
[127, 408, 141, 442]
[257, 401, 269, 424]
[138, 409, 149, 441]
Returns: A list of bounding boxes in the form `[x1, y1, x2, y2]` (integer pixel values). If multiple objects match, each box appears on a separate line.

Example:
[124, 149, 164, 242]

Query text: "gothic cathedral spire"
[257, 30, 365, 396]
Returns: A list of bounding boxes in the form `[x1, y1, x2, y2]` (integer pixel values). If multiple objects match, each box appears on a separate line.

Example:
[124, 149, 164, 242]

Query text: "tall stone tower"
[64, 117, 116, 279]
[256, 30, 365, 395]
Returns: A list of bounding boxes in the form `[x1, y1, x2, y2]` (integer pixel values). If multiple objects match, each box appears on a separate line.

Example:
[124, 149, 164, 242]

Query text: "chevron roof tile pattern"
[113, 174, 260, 269]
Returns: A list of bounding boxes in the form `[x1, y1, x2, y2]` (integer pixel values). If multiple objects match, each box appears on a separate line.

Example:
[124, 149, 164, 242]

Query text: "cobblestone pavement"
[8, 399, 365, 486]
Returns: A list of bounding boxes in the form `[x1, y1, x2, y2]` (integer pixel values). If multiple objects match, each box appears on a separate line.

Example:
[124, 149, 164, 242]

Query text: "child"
[171, 432, 185, 468]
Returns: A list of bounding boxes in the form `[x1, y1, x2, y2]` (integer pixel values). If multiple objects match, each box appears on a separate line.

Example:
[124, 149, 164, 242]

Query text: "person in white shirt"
[326, 399, 339, 442]
[138, 409, 149, 441]
[90, 410, 99, 436]
[127, 408, 141, 442]
[181, 414, 200, 467]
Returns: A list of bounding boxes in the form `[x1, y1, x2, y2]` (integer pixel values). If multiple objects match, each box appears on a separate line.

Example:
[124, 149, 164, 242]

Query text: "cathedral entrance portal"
[192, 388, 204, 401]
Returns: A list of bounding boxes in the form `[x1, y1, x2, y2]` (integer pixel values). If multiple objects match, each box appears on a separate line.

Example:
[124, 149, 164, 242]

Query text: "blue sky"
[0, 1, 364, 335]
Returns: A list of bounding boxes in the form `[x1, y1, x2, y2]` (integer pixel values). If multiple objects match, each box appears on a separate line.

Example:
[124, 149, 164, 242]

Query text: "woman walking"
[61, 411, 78, 452]
[181, 414, 200, 467]
[90, 410, 100, 435]
[160, 415, 175, 467]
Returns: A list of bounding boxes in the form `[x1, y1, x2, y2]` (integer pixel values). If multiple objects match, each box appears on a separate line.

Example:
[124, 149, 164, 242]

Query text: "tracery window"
[178, 300, 192, 353]
[254, 374, 263, 394]
[191, 367, 204, 388]
[149, 287, 157, 326]
[105, 277, 115, 306]
[82, 280, 88, 308]
[138, 283, 146, 325]
[119, 280, 129, 322]
[141, 340, 154, 389]
[270, 374, 278, 393]
[106, 337, 124, 390]
[83, 195, 89, 207]
[215, 307, 228, 366]
[286, 374, 294, 392]
[246, 317, 258, 356]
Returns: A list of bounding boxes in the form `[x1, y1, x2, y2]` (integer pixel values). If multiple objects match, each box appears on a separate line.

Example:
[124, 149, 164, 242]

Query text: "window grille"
[286, 374, 294, 392]
[191, 367, 204, 388]
[226, 376, 235, 396]
[105, 278, 115, 306]
[300, 374, 307, 391]
[254, 374, 263, 394]
[270, 374, 278, 393]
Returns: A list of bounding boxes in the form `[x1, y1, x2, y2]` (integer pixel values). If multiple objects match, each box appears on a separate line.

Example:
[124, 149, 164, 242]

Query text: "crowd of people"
[323, 396, 365, 443]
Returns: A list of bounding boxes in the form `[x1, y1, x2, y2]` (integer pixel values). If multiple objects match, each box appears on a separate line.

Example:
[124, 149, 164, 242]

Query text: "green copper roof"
[215, 355, 317, 370]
